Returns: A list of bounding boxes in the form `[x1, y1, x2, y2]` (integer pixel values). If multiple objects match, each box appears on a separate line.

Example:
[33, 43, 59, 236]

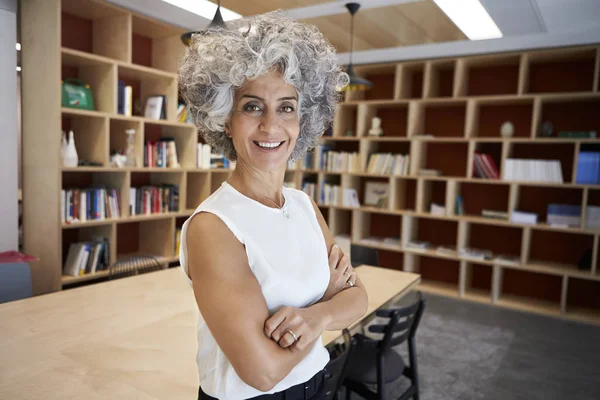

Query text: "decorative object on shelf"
[539, 121, 554, 137]
[344, 128, 354, 137]
[364, 182, 389, 208]
[181, 0, 226, 46]
[455, 195, 464, 215]
[63, 130, 78, 167]
[481, 209, 509, 220]
[61, 78, 95, 110]
[125, 128, 137, 167]
[368, 116, 383, 136]
[342, 3, 372, 92]
[500, 121, 514, 138]
[165, 138, 180, 168]
[430, 203, 446, 216]
[144, 95, 166, 120]
[110, 152, 127, 168]
[61, 131, 67, 161]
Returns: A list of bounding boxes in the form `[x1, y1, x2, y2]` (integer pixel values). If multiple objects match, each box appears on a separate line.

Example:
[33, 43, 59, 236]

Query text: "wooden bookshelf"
[314, 44, 600, 325]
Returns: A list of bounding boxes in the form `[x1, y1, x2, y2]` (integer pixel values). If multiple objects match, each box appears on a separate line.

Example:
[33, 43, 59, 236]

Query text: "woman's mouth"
[254, 141, 285, 151]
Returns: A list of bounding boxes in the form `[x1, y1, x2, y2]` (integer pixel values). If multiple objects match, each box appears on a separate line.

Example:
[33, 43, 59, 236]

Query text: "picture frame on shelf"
[364, 182, 389, 208]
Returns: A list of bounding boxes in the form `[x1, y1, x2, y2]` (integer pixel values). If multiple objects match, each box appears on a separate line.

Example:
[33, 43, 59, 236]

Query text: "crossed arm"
[185, 199, 368, 393]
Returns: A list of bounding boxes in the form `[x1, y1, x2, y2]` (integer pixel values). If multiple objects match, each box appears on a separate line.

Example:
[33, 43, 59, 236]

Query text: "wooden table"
[0, 265, 419, 399]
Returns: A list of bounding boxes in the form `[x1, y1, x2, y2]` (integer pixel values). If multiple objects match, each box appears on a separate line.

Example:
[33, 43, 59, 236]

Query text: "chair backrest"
[0, 262, 33, 304]
[366, 292, 425, 352]
[109, 255, 164, 280]
[323, 329, 355, 400]
[350, 244, 379, 268]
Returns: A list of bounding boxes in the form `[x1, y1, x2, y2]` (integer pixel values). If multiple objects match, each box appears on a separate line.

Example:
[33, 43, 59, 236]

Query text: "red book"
[473, 154, 487, 178]
[481, 154, 500, 179]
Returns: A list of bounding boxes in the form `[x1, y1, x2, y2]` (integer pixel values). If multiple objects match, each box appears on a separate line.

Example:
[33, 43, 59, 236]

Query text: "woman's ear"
[224, 124, 231, 138]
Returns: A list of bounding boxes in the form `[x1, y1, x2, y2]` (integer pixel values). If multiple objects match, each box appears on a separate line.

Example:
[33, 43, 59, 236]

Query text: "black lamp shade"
[180, 4, 226, 46]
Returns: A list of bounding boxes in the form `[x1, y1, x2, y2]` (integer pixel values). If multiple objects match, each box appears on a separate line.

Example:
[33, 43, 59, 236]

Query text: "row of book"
[129, 185, 179, 215]
[321, 183, 344, 205]
[503, 159, 563, 183]
[319, 150, 360, 172]
[63, 237, 110, 277]
[366, 153, 410, 176]
[575, 152, 600, 184]
[62, 188, 121, 224]
[196, 143, 212, 169]
[144, 139, 180, 168]
[473, 153, 500, 179]
[302, 182, 317, 201]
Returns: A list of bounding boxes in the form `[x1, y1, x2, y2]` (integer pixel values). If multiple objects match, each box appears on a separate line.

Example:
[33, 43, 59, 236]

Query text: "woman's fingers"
[264, 307, 288, 339]
[270, 313, 301, 343]
[328, 245, 341, 270]
[278, 330, 299, 349]
[346, 271, 357, 288]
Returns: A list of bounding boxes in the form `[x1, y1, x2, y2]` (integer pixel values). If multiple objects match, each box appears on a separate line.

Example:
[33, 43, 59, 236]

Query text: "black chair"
[109, 255, 165, 280]
[324, 329, 355, 400]
[343, 292, 426, 400]
[350, 244, 379, 268]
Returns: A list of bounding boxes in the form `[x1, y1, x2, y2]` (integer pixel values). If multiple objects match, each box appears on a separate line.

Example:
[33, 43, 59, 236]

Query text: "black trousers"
[198, 370, 325, 400]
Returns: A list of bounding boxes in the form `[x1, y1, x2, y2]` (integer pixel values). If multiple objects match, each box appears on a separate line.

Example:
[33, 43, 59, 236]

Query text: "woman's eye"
[280, 105, 295, 113]
[244, 104, 261, 112]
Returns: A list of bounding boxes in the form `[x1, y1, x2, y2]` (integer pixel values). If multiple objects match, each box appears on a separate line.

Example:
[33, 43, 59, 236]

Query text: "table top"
[0, 265, 419, 400]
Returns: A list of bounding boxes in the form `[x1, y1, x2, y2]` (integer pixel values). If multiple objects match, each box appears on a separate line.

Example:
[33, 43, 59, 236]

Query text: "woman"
[178, 11, 369, 400]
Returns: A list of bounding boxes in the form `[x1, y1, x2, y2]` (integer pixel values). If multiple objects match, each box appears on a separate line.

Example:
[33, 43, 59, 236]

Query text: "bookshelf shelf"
[62, 219, 118, 229]
[62, 270, 110, 286]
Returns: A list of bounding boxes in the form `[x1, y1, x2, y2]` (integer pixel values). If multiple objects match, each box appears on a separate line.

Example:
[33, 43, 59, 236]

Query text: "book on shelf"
[144, 95, 167, 120]
[366, 153, 410, 176]
[117, 81, 133, 116]
[342, 188, 360, 207]
[459, 247, 493, 261]
[494, 254, 520, 266]
[321, 182, 343, 205]
[547, 204, 582, 227]
[585, 205, 600, 229]
[210, 151, 234, 169]
[302, 181, 317, 201]
[575, 152, 600, 184]
[318, 145, 360, 173]
[63, 236, 110, 277]
[418, 169, 441, 177]
[511, 210, 538, 225]
[503, 159, 563, 183]
[473, 153, 500, 179]
[301, 151, 315, 170]
[176, 104, 188, 123]
[436, 245, 457, 257]
[430, 203, 446, 216]
[455, 195, 464, 215]
[557, 130, 596, 139]
[144, 138, 179, 168]
[196, 143, 212, 169]
[62, 187, 121, 224]
[405, 240, 430, 250]
[130, 184, 179, 216]
[482, 209, 509, 220]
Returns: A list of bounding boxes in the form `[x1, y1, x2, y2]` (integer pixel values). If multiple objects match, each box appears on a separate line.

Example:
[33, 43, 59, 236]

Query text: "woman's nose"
[259, 109, 281, 134]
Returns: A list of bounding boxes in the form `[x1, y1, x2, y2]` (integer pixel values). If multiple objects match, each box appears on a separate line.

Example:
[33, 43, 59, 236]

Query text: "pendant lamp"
[343, 2, 372, 91]
[181, 0, 226, 46]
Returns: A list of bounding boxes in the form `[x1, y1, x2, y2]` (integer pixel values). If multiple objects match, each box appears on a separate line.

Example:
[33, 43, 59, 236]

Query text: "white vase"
[61, 131, 67, 161]
[63, 130, 79, 167]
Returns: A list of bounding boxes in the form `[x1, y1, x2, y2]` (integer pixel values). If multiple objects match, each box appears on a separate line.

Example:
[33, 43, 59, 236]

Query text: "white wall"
[0, 0, 18, 252]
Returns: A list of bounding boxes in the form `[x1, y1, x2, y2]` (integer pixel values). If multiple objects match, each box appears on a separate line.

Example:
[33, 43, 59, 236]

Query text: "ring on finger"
[287, 330, 298, 342]
[348, 280, 354, 287]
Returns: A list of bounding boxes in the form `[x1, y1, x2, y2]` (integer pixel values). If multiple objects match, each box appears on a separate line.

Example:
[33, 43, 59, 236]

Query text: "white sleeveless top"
[179, 181, 331, 400]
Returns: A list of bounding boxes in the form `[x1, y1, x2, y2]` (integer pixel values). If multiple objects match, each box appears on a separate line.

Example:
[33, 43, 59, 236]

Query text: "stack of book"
[318, 148, 360, 172]
[511, 210, 538, 225]
[585, 206, 600, 229]
[196, 143, 212, 169]
[575, 152, 600, 184]
[459, 247, 493, 261]
[547, 204, 581, 227]
[144, 138, 179, 168]
[436, 245, 457, 257]
[61, 188, 121, 224]
[473, 153, 500, 179]
[405, 240, 430, 251]
[321, 183, 343, 206]
[302, 182, 317, 200]
[210, 152, 234, 169]
[129, 185, 179, 215]
[430, 203, 446, 216]
[503, 159, 563, 183]
[63, 236, 110, 277]
[366, 153, 410, 176]
[482, 209, 509, 220]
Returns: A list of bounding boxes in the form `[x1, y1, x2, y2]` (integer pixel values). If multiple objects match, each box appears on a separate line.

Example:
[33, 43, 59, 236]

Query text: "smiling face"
[226, 69, 300, 172]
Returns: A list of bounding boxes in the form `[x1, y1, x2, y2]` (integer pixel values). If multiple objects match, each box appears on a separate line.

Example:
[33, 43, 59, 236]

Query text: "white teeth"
[256, 141, 283, 149]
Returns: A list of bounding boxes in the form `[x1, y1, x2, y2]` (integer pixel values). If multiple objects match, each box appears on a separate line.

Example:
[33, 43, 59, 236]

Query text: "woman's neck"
[228, 161, 287, 208]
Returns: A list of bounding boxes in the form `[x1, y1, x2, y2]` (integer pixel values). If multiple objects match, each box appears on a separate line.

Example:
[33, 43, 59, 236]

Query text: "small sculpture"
[540, 121, 554, 137]
[368, 117, 383, 136]
[500, 121, 514, 138]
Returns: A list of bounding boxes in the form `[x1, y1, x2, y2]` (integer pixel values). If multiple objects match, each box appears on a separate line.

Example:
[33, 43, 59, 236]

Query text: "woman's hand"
[320, 245, 357, 303]
[264, 306, 329, 350]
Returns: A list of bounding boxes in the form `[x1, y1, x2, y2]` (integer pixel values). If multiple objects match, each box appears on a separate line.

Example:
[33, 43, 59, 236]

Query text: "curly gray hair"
[178, 11, 349, 162]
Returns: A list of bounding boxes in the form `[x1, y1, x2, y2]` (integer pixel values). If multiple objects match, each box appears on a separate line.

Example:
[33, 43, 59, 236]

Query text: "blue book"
[547, 204, 582, 216]
[576, 152, 600, 184]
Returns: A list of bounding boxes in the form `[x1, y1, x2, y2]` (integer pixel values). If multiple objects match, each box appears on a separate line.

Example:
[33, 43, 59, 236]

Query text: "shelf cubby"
[528, 229, 594, 271]
[466, 223, 522, 261]
[352, 210, 402, 249]
[566, 278, 600, 322]
[131, 14, 185, 73]
[62, 170, 129, 218]
[508, 143, 576, 183]
[378, 249, 404, 271]
[130, 171, 185, 213]
[462, 262, 493, 302]
[415, 256, 460, 295]
[116, 218, 175, 261]
[392, 178, 417, 212]
[109, 118, 143, 167]
[397, 62, 425, 99]
[412, 141, 469, 178]
[363, 140, 411, 175]
[144, 123, 197, 168]
[61, 0, 130, 62]
[424, 60, 455, 98]
[186, 172, 211, 212]
[418, 179, 447, 215]
[498, 267, 562, 315]
[62, 111, 109, 166]
[514, 185, 583, 224]
[538, 96, 600, 138]
[357, 102, 409, 138]
[458, 54, 521, 97]
[349, 64, 397, 102]
[525, 47, 597, 94]
[470, 98, 534, 138]
[333, 104, 358, 137]
[470, 141, 503, 179]
[418, 100, 467, 138]
[458, 182, 510, 218]
[328, 209, 352, 237]
[410, 216, 458, 249]
[61, 48, 117, 113]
